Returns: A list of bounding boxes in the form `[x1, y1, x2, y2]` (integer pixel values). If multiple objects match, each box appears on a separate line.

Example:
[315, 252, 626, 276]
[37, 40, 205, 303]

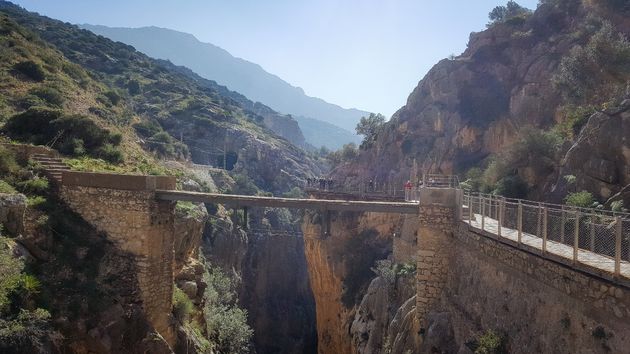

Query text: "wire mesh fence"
[462, 191, 630, 278]
[624, 219, 630, 262]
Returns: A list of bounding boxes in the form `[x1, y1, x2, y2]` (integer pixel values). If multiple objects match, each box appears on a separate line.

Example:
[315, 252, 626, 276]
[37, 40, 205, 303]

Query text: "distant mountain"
[293, 116, 361, 150]
[81, 24, 368, 149]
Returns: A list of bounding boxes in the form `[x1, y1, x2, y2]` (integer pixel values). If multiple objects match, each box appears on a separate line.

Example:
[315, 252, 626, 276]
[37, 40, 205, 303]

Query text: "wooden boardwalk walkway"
[466, 213, 630, 281]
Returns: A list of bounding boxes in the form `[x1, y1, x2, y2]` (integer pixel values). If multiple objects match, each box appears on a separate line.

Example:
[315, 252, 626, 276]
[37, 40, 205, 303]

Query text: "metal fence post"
[497, 198, 503, 238]
[560, 207, 565, 244]
[536, 203, 542, 238]
[481, 196, 485, 231]
[573, 211, 580, 264]
[517, 201, 522, 246]
[468, 193, 472, 223]
[615, 216, 622, 277]
[589, 215, 595, 252]
[542, 207, 548, 255]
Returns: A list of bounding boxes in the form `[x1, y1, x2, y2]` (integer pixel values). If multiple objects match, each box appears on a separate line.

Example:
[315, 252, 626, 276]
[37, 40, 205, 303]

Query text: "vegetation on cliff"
[333, 0, 630, 209]
[0, 2, 320, 352]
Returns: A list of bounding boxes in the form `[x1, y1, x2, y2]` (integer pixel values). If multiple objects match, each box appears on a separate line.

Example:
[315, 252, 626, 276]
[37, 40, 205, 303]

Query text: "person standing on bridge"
[404, 180, 413, 201]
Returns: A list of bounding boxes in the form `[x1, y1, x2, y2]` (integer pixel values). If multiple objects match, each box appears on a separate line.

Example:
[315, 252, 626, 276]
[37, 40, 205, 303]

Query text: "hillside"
[0, 1, 323, 194]
[0, 1, 322, 353]
[81, 24, 367, 149]
[332, 0, 630, 207]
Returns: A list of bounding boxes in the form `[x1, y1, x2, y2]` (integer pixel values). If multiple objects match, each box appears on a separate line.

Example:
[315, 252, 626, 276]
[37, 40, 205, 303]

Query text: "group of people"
[306, 177, 335, 191]
[404, 179, 426, 201]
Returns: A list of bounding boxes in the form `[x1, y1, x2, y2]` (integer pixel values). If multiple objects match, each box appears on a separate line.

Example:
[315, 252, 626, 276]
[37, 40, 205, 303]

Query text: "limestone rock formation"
[0, 193, 26, 236]
[301, 209, 401, 354]
[203, 206, 318, 353]
[334, 1, 630, 204]
[552, 99, 630, 204]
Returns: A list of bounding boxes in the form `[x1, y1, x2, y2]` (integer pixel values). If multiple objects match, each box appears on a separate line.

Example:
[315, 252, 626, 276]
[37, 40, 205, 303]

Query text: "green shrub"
[461, 167, 483, 192]
[556, 105, 595, 139]
[356, 113, 385, 149]
[232, 174, 258, 196]
[475, 330, 506, 354]
[565, 191, 596, 208]
[482, 128, 560, 192]
[372, 259, 396, 284]
[205, 305, 252, 354]
[2, 108, 123, 160]
[282, 187, 304, 199]
[328, 143, 359, 165]
[610, 200, 625, 212]
[396, 262, 416, 276]
[13, 61, 45, 81]
[0, 237, 23, 313]
[17, 177, 48, 194]
[133, 121, 162, 138]
[61, 138, 86, 156]
[0, 180, 17, 194]
[563, 175, 577, 185]
[553, 22, 630, 104]
[0, 308, 54, 353]
[127, 79, 141, 95]
[96, 144, 124, 164]
[103, 90, 121, 106]
[0, 147, 19, 176]
[488, 1, 531, 26]
[493, 175, 528, 198]
[173, 287, 194, 323]
[26, 196, 46, 209]
[202, 264, 252, 354]
[61, 62, 88, 83]
[146, 131, 188, 159]
[29, 87, 64, 107]
[19, 275, 40, 299]
[175, 201, 206, 219]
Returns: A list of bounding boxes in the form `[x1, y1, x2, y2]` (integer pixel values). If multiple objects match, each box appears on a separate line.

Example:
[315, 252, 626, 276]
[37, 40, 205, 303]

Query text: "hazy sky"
[12, 0, 539, 116]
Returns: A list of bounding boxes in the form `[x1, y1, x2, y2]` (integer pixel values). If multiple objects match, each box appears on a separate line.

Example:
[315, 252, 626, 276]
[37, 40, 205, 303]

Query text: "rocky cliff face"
[301, 209, 403, 354]
[335, 1, 629, 204]
[203, 206, 318, 354]
[552, 99, 630, 204]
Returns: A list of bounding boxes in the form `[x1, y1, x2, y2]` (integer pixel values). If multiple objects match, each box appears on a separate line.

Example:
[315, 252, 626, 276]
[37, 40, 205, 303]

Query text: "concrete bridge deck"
[155, 190, 420, 214]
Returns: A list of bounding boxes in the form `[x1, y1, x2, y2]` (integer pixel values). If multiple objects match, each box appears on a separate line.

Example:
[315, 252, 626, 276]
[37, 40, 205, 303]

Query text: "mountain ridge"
[81, 24, 368, 148]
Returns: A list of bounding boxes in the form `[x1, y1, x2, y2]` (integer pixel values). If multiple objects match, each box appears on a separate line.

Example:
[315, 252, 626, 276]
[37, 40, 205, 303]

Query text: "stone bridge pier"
[59, 171, 177, 345]
[415, 187, 462, 330]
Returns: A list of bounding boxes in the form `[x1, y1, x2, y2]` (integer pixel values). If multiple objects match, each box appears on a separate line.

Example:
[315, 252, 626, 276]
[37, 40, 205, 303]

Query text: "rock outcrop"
[0, 193, 26, 236]
[301, 209, 401, 354]
[334, 1, 630, 204]
[552, 99, 630, 204]
[203, 206, 318, 353]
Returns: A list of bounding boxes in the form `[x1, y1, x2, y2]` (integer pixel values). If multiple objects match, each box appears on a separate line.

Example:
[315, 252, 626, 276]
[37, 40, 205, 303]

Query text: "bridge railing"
[463, 191, 630, 279]
[422, 174, 460, 188]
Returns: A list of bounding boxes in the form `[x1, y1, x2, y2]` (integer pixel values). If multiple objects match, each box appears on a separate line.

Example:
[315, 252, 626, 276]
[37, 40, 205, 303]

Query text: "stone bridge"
[57, 170, 630, 349]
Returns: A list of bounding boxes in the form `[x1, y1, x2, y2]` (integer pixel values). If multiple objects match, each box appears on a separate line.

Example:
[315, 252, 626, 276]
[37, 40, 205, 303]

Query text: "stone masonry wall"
[60, 185, 176, 345]
[438, 222, 630, 353]
[415, 188, 459, 330]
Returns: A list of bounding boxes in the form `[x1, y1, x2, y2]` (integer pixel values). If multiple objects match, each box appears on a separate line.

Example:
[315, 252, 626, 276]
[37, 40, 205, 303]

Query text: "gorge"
[1, 0, 630, 353]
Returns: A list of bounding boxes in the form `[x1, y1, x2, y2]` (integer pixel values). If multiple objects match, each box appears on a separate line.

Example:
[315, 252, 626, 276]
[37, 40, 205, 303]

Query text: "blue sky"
[12, 0, 539, 116]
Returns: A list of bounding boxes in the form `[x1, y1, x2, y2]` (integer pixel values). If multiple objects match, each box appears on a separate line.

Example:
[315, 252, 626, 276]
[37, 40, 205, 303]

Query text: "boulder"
[0, 193, 27, 236]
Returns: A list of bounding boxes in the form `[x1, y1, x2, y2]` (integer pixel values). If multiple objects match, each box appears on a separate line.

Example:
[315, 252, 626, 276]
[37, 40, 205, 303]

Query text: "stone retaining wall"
[438, 222, 630, 352]
[415, 188, 460, 328]
[59, 172, 177, 345]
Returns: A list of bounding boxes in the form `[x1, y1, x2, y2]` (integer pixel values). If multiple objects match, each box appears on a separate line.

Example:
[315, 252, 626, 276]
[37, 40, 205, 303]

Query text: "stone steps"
[31, 154, 70, 184]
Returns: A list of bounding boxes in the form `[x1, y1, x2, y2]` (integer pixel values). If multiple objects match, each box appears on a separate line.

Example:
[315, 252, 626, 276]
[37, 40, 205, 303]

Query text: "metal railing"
[463, 191, 630, 278]
[422, 174, 460, 188]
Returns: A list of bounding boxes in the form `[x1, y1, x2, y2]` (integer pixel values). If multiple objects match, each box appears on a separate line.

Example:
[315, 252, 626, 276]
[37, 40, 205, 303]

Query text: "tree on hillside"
[488, 1, 531, 25]
[355, 113, 385, 149]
